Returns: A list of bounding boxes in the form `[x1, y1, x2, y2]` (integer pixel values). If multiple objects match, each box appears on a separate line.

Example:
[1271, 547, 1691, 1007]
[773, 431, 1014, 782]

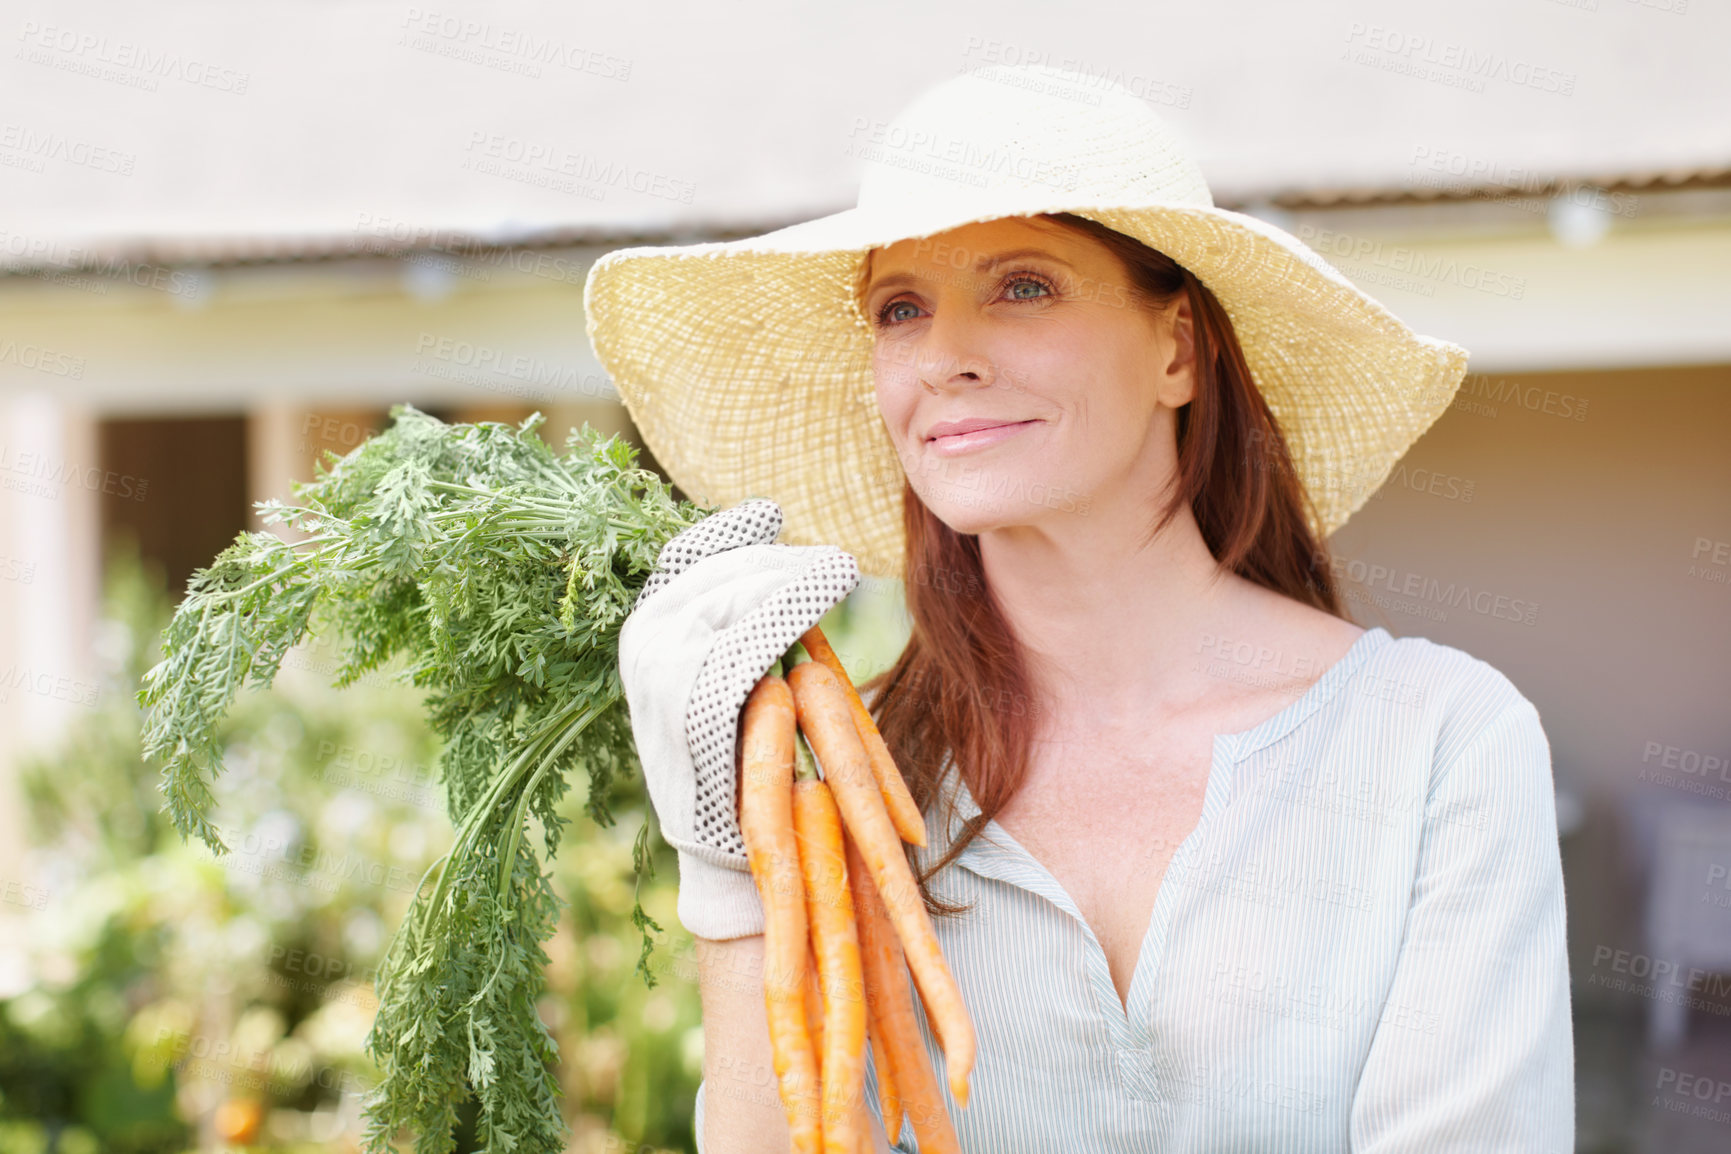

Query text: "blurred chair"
[1643, 803, 1731, 1051]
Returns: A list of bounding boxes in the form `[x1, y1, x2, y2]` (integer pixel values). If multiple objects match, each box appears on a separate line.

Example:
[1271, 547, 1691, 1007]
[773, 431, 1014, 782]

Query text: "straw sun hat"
[582, 63, 1469, 579]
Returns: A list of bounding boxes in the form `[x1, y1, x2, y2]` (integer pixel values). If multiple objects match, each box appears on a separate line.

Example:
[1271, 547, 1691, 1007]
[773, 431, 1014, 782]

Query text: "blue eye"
[877, 299, 923, 325]
[872, 269, 1057, 327]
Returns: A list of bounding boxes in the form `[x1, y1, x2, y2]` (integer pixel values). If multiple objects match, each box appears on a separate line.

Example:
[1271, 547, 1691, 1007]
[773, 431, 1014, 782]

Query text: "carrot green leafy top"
[138, 405, 710, 1154]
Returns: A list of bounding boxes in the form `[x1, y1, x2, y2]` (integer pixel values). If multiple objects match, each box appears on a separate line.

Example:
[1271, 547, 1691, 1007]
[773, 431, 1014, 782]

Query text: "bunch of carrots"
[735, 625, 974, 1153]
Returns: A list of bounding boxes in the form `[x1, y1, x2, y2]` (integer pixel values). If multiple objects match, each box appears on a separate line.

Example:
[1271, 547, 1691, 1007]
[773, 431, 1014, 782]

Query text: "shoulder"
[1364, 631, 1536, 719]
[1358, 631, 1550, 782]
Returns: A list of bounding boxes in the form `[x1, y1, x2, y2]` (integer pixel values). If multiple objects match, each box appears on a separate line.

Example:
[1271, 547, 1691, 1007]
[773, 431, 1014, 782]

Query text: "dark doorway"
[98, 416, 248, 598]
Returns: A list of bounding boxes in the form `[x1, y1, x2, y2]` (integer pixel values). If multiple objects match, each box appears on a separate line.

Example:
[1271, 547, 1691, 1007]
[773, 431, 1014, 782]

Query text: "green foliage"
[5, 549, 454, 1154]
[136, 407, 710, 1154]
[6, 549, 703, 1153]
[0, 912, 186, 1154]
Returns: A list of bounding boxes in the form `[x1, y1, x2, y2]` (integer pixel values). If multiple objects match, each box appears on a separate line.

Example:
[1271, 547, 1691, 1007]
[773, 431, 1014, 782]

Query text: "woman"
[594, 64, 1573, 1152]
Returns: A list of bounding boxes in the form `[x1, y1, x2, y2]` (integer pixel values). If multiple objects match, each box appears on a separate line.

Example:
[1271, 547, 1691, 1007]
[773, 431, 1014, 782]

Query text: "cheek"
[1064, 338, 1159, 433]
[871, 360, 919, 442]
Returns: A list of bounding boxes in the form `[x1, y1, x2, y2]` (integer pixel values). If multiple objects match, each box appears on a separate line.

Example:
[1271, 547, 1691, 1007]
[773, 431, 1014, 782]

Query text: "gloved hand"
[619, 498, 860, 940]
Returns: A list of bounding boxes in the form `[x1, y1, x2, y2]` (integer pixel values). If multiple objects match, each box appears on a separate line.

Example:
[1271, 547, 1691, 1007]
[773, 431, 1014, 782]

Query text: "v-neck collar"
[921, 626, 1393, 1061]
[933, 626, 1390, 837]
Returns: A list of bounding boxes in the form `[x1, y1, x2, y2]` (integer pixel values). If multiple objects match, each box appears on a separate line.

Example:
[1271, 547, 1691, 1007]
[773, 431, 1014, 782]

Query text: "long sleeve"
[1350, 695, 1575, 1151]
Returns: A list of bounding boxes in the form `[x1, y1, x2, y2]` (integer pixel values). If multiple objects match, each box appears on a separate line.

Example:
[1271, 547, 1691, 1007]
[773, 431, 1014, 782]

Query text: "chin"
[923, 500, 1013, 538]
[912, 473, 1093, 536]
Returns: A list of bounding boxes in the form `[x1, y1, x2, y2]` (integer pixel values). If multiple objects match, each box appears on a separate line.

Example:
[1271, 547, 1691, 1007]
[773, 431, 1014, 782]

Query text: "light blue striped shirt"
[696, 626, 1574, 1151]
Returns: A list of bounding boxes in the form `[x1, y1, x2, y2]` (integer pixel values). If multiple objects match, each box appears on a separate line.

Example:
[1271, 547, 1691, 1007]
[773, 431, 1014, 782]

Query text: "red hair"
[860, 212, 1345, 914]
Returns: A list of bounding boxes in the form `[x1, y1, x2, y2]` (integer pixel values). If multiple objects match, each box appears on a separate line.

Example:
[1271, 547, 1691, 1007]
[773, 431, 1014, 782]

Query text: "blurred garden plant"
[3, 545, 705, 1153]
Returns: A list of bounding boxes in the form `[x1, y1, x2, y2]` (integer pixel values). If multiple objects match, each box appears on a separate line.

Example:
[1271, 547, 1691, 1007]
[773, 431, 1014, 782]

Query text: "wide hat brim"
[584, 75, 1468, 579]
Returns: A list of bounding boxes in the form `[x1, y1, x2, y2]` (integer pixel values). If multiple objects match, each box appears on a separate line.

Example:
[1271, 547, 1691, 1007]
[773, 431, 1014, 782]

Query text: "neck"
[977, 484, 1231, 730]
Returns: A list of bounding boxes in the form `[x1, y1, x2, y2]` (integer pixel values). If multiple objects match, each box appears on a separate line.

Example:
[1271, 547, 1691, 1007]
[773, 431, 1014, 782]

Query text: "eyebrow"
[865, 248, 1077, 298]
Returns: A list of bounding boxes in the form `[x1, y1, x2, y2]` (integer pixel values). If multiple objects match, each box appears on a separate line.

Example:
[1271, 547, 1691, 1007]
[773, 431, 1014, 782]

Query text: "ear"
[1154, 294, 1198, 408]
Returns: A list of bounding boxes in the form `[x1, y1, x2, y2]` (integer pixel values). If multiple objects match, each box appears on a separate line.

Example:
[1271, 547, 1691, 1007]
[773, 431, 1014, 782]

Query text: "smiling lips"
[924, 417, 1039, 456]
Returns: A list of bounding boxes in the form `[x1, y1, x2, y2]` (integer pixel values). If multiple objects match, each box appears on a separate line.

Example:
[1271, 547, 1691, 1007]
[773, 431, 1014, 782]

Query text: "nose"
[912, 301, 996, 393]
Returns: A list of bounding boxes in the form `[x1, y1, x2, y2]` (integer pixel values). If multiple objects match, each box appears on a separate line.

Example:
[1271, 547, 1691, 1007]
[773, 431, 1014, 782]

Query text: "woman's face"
[863, 216, 1195, 538]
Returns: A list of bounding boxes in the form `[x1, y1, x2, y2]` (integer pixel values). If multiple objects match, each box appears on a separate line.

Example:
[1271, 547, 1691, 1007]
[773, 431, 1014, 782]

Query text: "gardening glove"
[618, 498, 860, 940]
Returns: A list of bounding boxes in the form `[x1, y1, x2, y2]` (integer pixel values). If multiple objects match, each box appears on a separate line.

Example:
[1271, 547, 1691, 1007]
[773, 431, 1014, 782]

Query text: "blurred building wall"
[0, 396, 101, 891]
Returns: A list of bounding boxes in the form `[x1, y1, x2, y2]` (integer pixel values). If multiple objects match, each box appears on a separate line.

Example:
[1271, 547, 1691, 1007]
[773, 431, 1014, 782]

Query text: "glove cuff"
[674, 848, 766, 940]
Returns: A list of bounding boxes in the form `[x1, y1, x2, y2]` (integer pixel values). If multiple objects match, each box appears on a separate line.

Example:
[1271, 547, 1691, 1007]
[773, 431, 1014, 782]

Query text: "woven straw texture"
[584, 64, 1470, 578]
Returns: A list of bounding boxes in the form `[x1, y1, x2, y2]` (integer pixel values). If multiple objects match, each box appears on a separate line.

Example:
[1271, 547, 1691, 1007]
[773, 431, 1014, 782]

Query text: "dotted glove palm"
[618, 498, 859, 940]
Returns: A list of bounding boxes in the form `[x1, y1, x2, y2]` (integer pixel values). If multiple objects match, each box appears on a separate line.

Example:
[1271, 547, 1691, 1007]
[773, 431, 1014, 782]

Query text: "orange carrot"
[738, 674, 822, 1154]
[800, 626, 927, 847]
[845, 831, 905, 1142]
[794, 743, 867, 1153]
[804, 944, 826, 1132]
[787, 660, 976, 1108]
[801, 945, 829, 1151]
[805, 944, 825, 1056]
[847, 831, 961, 1152]
[868, 1019, 901, 1145]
